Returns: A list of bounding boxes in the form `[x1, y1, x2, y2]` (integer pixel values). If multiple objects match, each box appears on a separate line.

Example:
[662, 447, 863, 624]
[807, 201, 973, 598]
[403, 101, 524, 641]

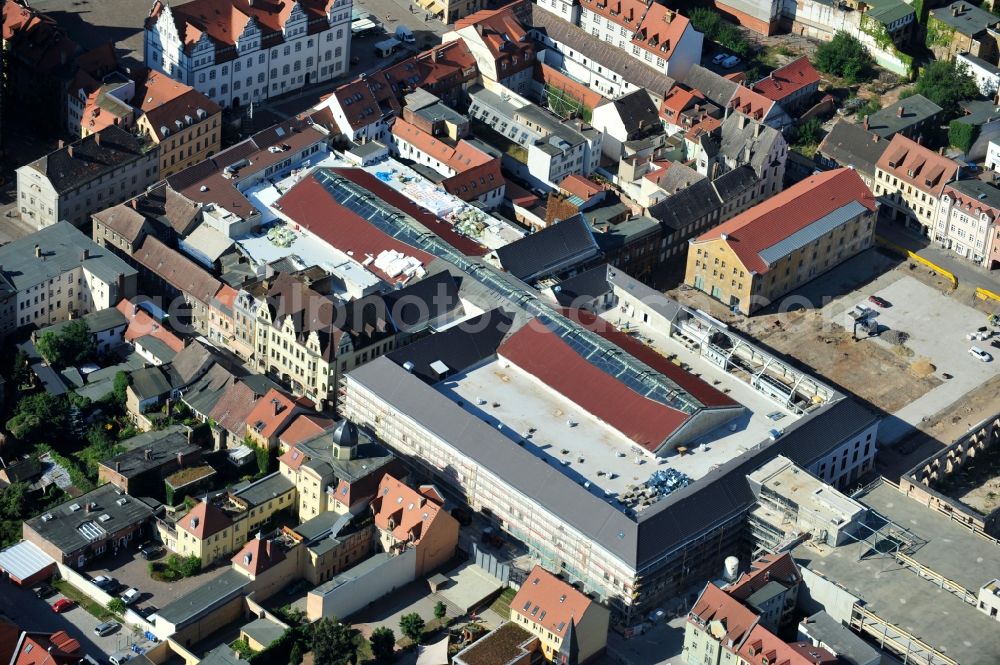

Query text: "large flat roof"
[155, 569, 251, 627]
[793, 481, 1000, 665]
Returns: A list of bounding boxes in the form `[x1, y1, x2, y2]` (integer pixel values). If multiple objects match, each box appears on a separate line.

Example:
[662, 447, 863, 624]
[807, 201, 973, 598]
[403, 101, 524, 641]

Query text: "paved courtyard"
[85, 548, 229, 617]
[819, 273, 1000, 442]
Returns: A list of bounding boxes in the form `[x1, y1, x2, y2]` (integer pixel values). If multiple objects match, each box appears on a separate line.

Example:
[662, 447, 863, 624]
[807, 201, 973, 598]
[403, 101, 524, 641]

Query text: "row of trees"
[688, 8, 751, 57]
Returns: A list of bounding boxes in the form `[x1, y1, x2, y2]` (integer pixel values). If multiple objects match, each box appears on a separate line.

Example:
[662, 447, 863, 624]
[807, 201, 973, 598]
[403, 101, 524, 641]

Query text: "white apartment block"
[145, 0, 352, 110]
[0, 222, 138, 337]
[936, 180, 1000, 268]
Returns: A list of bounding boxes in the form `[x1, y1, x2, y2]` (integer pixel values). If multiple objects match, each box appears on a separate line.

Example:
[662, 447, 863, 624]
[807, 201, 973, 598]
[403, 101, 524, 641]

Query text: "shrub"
[813, 32, 874, 83]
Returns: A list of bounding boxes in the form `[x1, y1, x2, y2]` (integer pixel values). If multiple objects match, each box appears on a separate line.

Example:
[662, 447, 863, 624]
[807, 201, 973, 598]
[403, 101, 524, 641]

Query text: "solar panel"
[312, 170, 706, 414]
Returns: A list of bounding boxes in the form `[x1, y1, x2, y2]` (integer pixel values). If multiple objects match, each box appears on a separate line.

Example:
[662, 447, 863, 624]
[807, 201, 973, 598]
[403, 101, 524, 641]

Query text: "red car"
[51, 598, 74, 613]
[868, 295, 890, 308]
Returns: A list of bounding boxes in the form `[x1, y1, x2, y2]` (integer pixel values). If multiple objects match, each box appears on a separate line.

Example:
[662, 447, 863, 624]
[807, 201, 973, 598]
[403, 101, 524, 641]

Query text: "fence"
[55, 562, 156, 635]
[976, 287, 1000, 304]
[874, 236, 958, 288]
[471, 544, 512, 586]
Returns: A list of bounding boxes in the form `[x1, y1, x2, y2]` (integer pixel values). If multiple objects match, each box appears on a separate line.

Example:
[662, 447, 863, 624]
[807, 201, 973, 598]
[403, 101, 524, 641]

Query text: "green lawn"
[53, 579, 114, 621]
[488, 587, 517, 616]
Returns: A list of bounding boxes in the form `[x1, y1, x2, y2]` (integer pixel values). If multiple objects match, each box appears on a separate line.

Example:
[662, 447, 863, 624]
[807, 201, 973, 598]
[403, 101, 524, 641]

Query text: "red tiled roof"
[727, 552, 799, 600]
[579, 0, 648, 31]
[208, 381, 261, 436]
[511, 565, 593, 639]
[631, 3, 691, 62]
[279, 414, 334, 448]
[245, 388, 300, 440]
[3, 1, 79, 75]
[135, 69, 221, 141]
[232, 536, 286, 575]
[689, 583, 758, 648]
[392, 117, 493, 171]
[660, 86, 706, 122]
[14, 631, 80, 665]
[442, 159, 505, 202]
[179, 499, 233, 539]
[685, 115, 721, 140]
[559, 174, 603, 201]
[116, 298, 185, 353]
[372, 473, 448, 543]
[738, 626, 837, 665]
[751, 57, 820, 103]
[275, 175, 437, 281]
[563, 309, 738, 408]
[876, 133, 960, 196]
[693, 168, 877, 274]
[728, 86, 776, 122]
[454, 4, 534, 74]
[498, 322, 689, 452]
[328, 168, 488, 256]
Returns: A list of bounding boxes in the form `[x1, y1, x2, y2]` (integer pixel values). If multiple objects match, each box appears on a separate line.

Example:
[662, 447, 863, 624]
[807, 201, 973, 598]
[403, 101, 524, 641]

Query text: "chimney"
[177, 452, 186, 465]
[952, 4, 959, 15]
[67, 146, 74, 158]
[94, 132, 101, 146]
[58, 140, 65, 149]
[872, 133, 879, 142]
[34, 245, 41, 258]
[85, 503, 91, 513]
[144, 449, 152, 460]
[115, 461, 121, 472]
[863, 115, 869, 131]
[897, 106, 904, 118]
[939, 146, 945, 155]
[130, 199, 138, 209]
[81, 248, 90, 261]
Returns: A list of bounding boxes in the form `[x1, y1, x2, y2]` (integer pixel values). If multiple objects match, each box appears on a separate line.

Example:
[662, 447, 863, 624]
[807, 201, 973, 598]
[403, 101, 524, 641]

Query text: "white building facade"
[145, 0, 353, 110]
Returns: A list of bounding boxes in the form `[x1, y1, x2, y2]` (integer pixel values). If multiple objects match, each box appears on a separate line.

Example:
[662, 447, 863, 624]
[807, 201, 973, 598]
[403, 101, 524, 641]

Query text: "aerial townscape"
[2, 0, 1000, 663]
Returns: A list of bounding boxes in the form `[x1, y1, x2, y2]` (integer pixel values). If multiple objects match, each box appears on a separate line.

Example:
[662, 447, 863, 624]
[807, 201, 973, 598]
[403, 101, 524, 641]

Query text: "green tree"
[813, 32, 874, 83]
[370, 627, 396, 663]
[399, 613, 425, 644]
[949, 119, 979, 153]
[6, 393, 66, 441]
[688, 8, 722, 39]
[11, 348, 32, 389]
[914, 59, 979, 119]
[312, 618, 360, 665]
[0, 482, 27, 520]
[112, 371, 130, 406]
[794, 117, 824, 147]
[433, 601, 447, 621]
[35, 320, 96, 369]
[107, 598, 126, 615]
[78, 425, 124, 480]
[179, 554, 202, 577]
[290, 642, 305, 665]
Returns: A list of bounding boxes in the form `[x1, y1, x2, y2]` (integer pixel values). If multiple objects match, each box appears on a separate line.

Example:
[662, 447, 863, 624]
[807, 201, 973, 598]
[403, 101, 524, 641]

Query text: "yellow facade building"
[685, 168, 877, 315]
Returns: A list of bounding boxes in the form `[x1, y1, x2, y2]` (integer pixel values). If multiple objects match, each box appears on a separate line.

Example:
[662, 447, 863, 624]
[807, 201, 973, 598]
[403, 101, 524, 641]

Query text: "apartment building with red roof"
[685, 168, 878, 314]
[510, 565, 610, 663]
[726, 552, 801, 632]
[751, 57, 820, 113]
[874, 133, 961, 234]
[245, 388, 307, 450]
[371, 474, 458, 575]
[11, 631, 82, 665]
[574, 0, 703, 79]
[445, 3, 537, 95]
[145, 0, 352, 109]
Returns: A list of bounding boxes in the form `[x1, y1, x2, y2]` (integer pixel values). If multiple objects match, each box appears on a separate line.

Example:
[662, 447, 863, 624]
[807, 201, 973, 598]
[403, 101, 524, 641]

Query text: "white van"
[375, 38, 402, 57]
[108, 652, 132, 665]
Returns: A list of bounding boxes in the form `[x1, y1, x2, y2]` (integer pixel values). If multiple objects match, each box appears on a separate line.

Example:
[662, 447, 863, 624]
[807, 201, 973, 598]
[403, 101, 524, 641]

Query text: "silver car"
[93, 621, 120, 637]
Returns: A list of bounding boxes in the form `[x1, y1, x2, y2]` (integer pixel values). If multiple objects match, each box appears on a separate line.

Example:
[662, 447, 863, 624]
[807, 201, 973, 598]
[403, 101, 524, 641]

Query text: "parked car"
[93, 621, 120, 637]
[970, 346, 993, 362]
[868, 295, 890, 308]
[139, 544, 162, 560]
[34, 584, 57, 599]
[51, 598, 74, 613]
[711, 53, 728, 65]
[92, 575, 117, 591]
[722, 55, 741, 68]
[120, 588, 140, 606]
[108, 652, 133, 665]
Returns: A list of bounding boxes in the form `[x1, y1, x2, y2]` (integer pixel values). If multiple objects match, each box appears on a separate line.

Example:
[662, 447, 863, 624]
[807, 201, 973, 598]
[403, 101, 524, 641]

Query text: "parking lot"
[821, 273, 1000, 442]
[0, 577, 127, 657]
[84, 547, 229, 619]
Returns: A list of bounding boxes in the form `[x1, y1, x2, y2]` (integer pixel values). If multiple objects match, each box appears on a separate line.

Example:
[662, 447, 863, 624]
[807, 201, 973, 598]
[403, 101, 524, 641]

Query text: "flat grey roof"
[793, 481, 1000, 665]
[232, 472, 295, 507]
[801, 611, 881, 665]
[241, 617, 286, 647]
[40, 307, 127, 336]
[156, 569, 251, 626]
[312, 552, 394, 596]
[25, 484, 154, 556]
[102, 429, 199, 479]
[0, 222, 137, 291]
[867, 95, 941, 138]
[293, 511, 342, 542]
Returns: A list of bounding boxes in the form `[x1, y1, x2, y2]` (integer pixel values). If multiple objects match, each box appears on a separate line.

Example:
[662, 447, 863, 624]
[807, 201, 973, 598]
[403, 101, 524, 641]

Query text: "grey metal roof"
[494, 214, 599, 282]
[135, 335, 178, 364]
[39, 307, 127, 337]
[758, 201, 869, 266]
[712, 165, 758, 201]
[801, 611, 881, 665]
[955, 99, 1000, 126]
[946, 179, 1000, 208]
[130, 366, 172, 401]
[156, 569, 251, 627]
[866, 94, 941, 138]
[292, 511, 343, 542]
[232, 472, 295, 508]
[0, 222, 136, 292]
[25, 484, 155, 556]
[199, 646, 251, 665]
[648, 179, 722, 232]
[683, 65, 739, 108]
[22, 125, 154, 194]
[552, 264, 612, 307]
[241, 618, 286, 648]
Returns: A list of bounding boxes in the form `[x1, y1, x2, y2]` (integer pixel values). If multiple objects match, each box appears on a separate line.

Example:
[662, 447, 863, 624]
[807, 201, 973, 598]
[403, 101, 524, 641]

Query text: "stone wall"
[900, 413, 1000, 535]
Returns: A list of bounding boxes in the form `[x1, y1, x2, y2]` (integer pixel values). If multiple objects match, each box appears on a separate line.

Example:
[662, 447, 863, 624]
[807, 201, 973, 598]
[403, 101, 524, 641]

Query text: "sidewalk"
[876, 219, 1000, 292]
